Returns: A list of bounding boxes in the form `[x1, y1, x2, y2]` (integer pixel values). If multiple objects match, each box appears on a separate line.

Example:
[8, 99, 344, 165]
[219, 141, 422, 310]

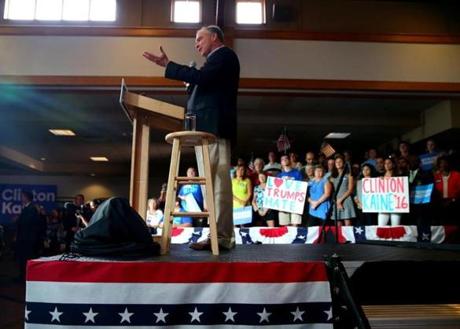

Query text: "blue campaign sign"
[410, 184, 433, 204]
[0, 184, 57, 224]
[233, 206, 253, 226]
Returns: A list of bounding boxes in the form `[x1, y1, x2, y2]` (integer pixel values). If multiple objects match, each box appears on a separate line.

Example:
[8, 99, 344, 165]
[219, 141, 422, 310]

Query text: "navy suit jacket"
[165, 46, 240, 143]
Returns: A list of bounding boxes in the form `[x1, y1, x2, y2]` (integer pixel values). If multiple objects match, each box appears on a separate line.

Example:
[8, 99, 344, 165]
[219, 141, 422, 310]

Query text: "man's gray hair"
[205, 25, 224, 42]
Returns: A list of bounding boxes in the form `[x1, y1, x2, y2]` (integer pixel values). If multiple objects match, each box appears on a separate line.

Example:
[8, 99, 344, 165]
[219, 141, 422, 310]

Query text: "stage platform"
[24, 243, 460, 328]
[160, 243, 460, 263]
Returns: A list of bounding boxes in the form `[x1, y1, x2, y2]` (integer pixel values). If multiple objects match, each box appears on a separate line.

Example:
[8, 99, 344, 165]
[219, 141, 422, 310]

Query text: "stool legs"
[202, 139, 219, 255]
[161, 138, 181, 255]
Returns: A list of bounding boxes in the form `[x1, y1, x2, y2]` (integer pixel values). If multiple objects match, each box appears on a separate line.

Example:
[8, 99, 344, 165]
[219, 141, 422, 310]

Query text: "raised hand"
[143, 46, 169, 67]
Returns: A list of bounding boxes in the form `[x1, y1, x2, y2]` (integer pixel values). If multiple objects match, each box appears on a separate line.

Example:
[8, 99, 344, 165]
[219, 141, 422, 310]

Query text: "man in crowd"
[419, 138, 441, 172]
[277, 155, 303, 226]
[15, 191, 46, 280]
[63, 194, 89, 251]
[375, 156, 385, 175]
[143, 25, 240, 250]
[263, 151, 282, 176]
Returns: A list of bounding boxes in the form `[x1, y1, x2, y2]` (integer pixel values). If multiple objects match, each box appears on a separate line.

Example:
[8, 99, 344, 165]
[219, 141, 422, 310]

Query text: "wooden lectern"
[119, 79, 184, 219]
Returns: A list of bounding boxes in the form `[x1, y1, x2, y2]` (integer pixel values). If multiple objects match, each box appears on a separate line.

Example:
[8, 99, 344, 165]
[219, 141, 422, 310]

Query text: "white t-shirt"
[146, 209, 164, 227]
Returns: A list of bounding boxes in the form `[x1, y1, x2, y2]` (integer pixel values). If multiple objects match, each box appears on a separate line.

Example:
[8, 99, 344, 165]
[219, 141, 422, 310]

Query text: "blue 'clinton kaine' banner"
[0, 184, 57, 224]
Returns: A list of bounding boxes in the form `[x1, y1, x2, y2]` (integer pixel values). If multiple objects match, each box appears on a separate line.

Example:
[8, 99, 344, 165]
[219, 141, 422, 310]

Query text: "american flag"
[276, 131, 291, 153]
[26, 259, 333, 328]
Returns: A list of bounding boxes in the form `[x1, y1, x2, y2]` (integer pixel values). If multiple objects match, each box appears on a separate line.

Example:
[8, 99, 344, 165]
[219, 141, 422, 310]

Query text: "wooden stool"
[161, 131, 219, 255]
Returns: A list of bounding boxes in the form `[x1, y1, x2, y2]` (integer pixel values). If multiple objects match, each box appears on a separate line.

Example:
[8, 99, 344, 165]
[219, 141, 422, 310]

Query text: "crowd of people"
[4, 138, 458, 279]
[3, 193, 105, 279]
[147, 139, 459, 231]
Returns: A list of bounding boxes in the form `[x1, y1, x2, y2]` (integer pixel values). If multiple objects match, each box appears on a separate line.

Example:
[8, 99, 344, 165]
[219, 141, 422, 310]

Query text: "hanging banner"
[0, 184, 57, 224]
[361, 177, 409, 213]
[263, 176, 308, 215]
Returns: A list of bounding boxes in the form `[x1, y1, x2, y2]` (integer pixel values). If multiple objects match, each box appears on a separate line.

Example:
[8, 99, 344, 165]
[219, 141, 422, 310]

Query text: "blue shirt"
[308, 178, 331, 220]
[277, 169, 303, 181]
[419, 152, 439, 172]
[177, 184, 203, 225]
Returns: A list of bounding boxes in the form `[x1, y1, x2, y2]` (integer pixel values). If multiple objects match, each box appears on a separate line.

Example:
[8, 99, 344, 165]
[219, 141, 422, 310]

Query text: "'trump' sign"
[361, 177, 409, 213]
[263, 177, 307, 215]
[0, 184, 57, 224]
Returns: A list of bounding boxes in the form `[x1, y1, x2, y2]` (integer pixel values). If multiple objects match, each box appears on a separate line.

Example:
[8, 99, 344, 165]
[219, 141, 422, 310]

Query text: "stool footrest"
[171, 211, 209, 217]
[175, 177, 206, 184]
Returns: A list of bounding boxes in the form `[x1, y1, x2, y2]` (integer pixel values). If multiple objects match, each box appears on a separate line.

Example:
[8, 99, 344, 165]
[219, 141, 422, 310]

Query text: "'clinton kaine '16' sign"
[361, 177, 409, 213]
[263, 176, 307, 215]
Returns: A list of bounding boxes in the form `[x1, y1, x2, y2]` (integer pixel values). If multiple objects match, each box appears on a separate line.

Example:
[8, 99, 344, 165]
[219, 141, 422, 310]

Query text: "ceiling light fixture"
[90, 157, 109, 162]
[324, 132, 351, 139]
[49, 129, 76, 136]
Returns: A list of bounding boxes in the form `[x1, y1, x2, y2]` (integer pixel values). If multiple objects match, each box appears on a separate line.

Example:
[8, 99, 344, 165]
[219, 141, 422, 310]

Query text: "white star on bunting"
[355, 227, 364, 235]
[223, 307, 237, 322]
[49, 307, 63, 323]
[118, 307, 134, 324]
[291, 306, 305, 322]
[83, 308, 98, 323]
[324, 307, 333, 321]
[257, 307, 271, 323]
[25, 307, 31, 321]
[189, 307, 203, 323]
[154, 308, 168, 323]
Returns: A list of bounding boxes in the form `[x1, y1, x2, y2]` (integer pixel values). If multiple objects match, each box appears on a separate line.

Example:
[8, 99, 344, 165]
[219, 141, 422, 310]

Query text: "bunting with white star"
[163, 225, 451, 245]
[25, 259, 333, 328]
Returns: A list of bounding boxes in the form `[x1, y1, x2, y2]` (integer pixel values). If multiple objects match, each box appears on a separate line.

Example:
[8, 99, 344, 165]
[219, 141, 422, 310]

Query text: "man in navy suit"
[143, 25, 240, 250]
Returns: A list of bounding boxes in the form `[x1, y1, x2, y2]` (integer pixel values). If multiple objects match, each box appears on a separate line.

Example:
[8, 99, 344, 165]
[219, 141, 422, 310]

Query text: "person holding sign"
[307, 165, 332, 226]
[330, 154, 356, 226]
[277, 155, 303, 226]
[252, 173, 276, 227]
[377, 157, 402, 226]
[408, 155, 434, 227]
[354, 164, 377, 225]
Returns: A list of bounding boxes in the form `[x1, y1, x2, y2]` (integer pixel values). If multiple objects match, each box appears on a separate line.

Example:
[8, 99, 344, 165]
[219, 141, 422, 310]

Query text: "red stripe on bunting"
[27, 260, 328, 283]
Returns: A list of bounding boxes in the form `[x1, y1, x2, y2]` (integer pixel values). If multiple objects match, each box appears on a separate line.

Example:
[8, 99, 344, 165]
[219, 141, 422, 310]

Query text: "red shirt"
[434, 170, 460, 199]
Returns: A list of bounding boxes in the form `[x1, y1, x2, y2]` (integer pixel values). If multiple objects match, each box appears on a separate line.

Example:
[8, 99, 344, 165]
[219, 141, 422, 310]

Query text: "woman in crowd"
[354, 163, 377, 225]
[307, 165, 332, 226]
[252, 173, 276, 227]
[232, 164, 252, 208]
[304, 164, 315, 182]
[249, 158, 265, 187]
[330, 154, 356, 226]
[377, 157, 402, 226]
[146, 197, 164, 231]
[289, 152, 302, 170]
